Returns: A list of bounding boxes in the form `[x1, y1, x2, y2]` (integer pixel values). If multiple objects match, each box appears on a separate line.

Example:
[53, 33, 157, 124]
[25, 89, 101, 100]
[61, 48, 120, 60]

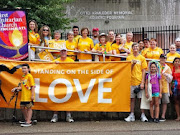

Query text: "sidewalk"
[0, 120, 180, 135]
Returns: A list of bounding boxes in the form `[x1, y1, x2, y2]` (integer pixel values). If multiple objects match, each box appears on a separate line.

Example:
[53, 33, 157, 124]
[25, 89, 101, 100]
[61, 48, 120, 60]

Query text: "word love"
[35, 78, 112, 104]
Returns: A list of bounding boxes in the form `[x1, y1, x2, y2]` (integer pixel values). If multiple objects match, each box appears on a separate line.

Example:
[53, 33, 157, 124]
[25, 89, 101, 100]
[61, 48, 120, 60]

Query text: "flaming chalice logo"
[0, 11, 28, 60]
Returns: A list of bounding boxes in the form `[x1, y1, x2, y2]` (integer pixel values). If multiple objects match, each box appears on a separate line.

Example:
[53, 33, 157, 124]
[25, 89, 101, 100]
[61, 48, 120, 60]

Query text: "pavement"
[0, 120, 180, 135]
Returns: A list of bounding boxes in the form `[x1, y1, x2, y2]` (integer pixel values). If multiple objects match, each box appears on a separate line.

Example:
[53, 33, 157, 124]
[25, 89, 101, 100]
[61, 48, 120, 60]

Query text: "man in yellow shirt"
[106, 30, 115, 46]
[73, 26, 81, 42]
[125, 42, 148, 122]
[11, 64, 35, 127]
[125, 32, 133, 53]
[51, 47, 74, 123]
[159, 54, 172, 122]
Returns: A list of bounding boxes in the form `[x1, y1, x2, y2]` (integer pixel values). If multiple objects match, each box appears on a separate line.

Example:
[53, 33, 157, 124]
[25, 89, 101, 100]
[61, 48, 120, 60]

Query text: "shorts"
[172, 88, 180, 97]
[161, 93, 170, 104]
[79, 59, 92, 62]
[20, 101, 34, 108]
[131, 85, 142, 98]
[152, 92, 160, 97]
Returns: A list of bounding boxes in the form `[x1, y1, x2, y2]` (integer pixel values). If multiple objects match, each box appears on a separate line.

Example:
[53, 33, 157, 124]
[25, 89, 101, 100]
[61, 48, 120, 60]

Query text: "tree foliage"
[0, 0, 76, 32]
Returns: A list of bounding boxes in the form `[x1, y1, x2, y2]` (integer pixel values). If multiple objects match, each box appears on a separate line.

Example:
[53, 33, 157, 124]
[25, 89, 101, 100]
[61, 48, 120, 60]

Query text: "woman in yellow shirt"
[48, 31, 66, 59]
[66, 31, 77, 60]
[92, 33, 112, 61]
[28, 20, 40, 60]
[142, 38, 163, 60]
[77, 28, 94, 62]
[39, 25, 52, 47]
[111, 33, 129, 61]
[166, 44, 180, 62]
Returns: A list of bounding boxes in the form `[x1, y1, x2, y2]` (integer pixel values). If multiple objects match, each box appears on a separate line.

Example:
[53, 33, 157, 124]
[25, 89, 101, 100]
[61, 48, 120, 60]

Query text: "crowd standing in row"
[10, 20, 180, 127]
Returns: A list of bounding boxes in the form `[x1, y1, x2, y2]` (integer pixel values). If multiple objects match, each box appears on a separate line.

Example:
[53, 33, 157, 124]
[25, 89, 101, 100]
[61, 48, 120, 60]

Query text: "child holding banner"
[145, 61, 162, 123]
[11, 64, 35, 127]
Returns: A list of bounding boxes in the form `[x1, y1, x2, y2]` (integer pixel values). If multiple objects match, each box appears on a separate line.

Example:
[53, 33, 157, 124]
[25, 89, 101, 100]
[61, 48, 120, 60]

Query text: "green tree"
[0, 0, 76, 32]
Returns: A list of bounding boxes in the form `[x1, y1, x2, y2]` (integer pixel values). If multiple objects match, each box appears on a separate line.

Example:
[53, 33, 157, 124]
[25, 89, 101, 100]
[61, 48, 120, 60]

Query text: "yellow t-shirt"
[166, 52, 180, 62]
[73, 35, 82, 42]
[48, 39, 66, 52]
[53, 57, 74, 62]
[160, 64, 172, 93]
[29, 31, 40, 52]
[20, 73, 35, 102]
[66, 40, 77, 56]
[77, 37, 94, 60]
[93, 43, 112, 61]
[127, 54, 147, 86]
[111, 43, 129, 61]
[142, 47, 163, 60]
[106, 41, 113, 46]
[140, 48, 148, 55]
[125, 41, 133, 53]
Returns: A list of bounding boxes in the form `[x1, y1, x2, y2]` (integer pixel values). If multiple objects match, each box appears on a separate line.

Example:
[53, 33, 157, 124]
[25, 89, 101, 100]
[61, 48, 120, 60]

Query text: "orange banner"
[0, 60, 131, 112]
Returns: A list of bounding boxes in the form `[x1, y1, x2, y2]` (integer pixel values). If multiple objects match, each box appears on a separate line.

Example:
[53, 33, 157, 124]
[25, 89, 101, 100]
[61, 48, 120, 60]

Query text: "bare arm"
[140, 69, 146, 89]
[145, 78, 149, 99]
[31, 86, 35, 101]
[159, 78, 162, 98]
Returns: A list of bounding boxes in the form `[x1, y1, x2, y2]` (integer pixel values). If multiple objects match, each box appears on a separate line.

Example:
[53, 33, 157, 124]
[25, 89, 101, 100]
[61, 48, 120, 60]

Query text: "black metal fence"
[61, 25, 180, 54]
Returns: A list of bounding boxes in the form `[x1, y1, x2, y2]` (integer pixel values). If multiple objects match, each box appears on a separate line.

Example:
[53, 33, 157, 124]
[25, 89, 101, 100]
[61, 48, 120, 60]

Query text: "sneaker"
[32, 120, 37, 125]
[148, 118, 154, 122]
[124, 115, 135, 122]
[141, 115, 148, 122]
[51, 115, 58, 123]
[21, 123, 32, 127]
[154, 118, 159, 123]
[66, 116, 74, 123]
[19, 120, 26, 124]
[159, 118, 166, 122]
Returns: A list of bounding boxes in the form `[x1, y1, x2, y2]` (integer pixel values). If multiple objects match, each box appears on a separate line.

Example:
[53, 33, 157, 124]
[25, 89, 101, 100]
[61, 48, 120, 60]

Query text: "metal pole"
[28, 44, 31, 61]
[142, 27, 145, 40]
[103, 54, 105, 62]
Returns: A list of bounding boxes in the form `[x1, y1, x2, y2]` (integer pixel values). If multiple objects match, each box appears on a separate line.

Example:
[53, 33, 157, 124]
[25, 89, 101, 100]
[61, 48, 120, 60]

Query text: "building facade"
[65, 0, 180, 31]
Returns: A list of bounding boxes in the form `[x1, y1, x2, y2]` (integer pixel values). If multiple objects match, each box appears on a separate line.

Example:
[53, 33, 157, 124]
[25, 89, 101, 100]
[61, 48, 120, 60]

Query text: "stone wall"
[65, 0, 180, 31]
[0, 99, 177, 121]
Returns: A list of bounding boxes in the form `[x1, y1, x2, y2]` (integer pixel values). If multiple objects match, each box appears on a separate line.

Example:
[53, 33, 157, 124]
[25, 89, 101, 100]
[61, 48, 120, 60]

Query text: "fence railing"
[61, 25, 180, 54]
[29, 45, 172, 63]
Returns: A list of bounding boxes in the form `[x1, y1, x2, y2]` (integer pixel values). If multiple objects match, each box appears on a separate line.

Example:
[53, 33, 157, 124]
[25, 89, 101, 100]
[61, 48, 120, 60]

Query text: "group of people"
[10, 19, 180, 127]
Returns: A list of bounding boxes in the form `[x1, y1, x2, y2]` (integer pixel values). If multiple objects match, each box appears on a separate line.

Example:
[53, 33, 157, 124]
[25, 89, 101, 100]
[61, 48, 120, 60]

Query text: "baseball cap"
[175, 37, 180, 42]
[92, 28, 99, 32]
[99, 33, 107, 36]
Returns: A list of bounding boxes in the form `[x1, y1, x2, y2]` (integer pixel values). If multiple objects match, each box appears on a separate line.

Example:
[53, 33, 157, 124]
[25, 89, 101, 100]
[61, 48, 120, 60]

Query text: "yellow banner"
[0, 60, 131, 112]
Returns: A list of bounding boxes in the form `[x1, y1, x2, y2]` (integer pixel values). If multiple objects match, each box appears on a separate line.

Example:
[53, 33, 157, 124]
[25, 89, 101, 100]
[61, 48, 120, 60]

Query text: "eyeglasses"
[43, 29, 49, 31]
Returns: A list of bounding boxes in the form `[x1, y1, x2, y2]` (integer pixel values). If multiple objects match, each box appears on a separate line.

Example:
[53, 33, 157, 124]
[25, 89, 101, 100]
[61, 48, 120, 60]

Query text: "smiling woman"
[77, 27, 94, 62]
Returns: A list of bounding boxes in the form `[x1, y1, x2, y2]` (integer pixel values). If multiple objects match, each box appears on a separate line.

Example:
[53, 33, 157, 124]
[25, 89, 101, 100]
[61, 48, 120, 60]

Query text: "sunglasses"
[43, 29, 49, 31]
